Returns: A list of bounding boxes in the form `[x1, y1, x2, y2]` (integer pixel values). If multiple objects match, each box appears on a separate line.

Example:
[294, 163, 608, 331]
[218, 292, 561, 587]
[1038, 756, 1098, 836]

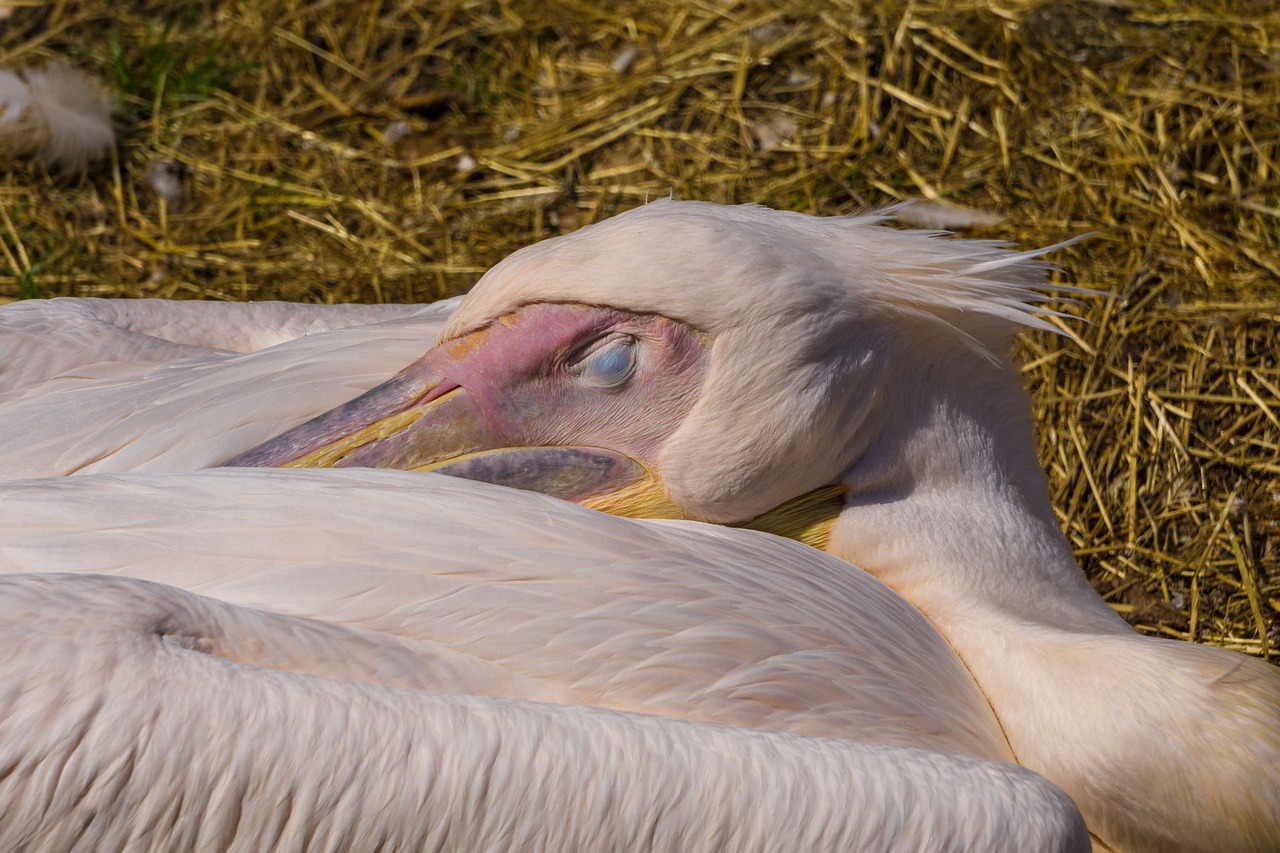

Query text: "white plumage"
[0, 200, 1275, 852]
[0, 63, 115, 172]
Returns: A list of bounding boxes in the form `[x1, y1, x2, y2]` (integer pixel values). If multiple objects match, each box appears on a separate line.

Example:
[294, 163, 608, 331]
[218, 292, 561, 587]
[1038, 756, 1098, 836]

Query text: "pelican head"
[227, 199, 1066, 529]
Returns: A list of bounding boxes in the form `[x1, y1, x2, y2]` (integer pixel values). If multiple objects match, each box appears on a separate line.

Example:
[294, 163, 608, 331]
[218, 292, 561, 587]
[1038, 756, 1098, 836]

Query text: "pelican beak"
[221, 354, 683, 516]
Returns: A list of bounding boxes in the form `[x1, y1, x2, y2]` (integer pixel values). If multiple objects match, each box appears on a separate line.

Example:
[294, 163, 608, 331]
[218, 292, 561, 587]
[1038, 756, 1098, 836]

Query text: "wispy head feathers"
[0, 63, 115, 173]
[443, 199, 1100, 521]
[444, 199, 1095, 355]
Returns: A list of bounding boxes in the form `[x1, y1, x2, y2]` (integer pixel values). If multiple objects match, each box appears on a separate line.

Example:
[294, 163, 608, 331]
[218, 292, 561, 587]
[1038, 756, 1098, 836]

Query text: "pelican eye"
[571, 334, 638, 389]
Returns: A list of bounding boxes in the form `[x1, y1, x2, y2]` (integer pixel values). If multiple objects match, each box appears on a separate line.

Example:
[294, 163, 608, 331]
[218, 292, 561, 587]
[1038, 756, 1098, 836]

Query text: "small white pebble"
[750, 115, 797, 152]
[612, 46, 641, 74]
[383, 120, 411, 144]
[145, 160, 186, 207]
[749, 23, 785, 43]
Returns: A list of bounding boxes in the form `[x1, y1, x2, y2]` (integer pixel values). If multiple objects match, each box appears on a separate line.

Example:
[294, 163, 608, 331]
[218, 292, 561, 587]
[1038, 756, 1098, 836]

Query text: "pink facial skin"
[441, 303, 709, 463]
[224, 303, 711, 477]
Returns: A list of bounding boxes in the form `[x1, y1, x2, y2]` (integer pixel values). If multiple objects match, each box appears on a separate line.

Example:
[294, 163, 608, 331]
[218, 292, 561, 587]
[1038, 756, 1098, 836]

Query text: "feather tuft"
[0, 63, 115, 173]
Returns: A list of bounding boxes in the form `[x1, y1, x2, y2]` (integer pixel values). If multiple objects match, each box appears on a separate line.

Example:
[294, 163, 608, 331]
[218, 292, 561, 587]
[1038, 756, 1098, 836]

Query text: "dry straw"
[1, 0, 1276, 658]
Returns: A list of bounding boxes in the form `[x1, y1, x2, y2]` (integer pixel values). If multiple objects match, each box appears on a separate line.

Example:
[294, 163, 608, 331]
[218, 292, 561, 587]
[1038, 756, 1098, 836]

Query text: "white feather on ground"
[0, 63, 115, 172]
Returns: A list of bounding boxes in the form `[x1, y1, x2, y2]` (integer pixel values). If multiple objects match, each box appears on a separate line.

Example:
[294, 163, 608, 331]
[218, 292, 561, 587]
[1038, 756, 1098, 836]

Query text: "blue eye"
[574, 337, 637, 389]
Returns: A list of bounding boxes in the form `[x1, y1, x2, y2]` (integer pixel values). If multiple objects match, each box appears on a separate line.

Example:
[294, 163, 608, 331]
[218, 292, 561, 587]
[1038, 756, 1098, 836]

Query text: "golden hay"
[1, 0, 1276, 658]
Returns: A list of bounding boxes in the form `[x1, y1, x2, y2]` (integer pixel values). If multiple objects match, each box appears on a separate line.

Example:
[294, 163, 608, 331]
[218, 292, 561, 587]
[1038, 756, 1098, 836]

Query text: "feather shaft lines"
[0, 63, 115, 173]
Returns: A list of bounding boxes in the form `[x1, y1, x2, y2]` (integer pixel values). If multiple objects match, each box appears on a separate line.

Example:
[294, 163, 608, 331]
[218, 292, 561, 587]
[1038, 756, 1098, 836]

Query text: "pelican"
[0, 201, 1275, 852]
